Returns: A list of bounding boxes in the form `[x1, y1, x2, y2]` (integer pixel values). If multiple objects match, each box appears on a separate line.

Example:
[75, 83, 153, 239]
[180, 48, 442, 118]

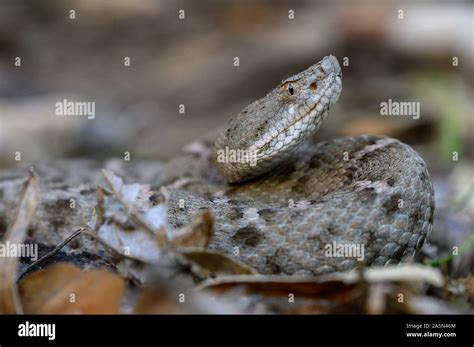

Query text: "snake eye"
[288, 84, 294, 95]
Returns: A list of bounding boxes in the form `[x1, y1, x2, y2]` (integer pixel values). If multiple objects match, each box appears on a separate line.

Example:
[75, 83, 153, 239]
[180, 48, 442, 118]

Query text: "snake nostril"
[310, 82, 317, 90]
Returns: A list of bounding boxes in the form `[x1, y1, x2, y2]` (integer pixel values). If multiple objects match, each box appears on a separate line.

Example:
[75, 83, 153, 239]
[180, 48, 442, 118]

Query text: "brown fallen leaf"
[170, 210, 214, 249]
[198, 274, 366, 314]
[18, 262, 124, 314]
[0, 170, 39, 314]
[197, 265, 446, 314]
[199, 265, 444, 291]
[180, 249, 257, 278]
[199, 274, 360, 298]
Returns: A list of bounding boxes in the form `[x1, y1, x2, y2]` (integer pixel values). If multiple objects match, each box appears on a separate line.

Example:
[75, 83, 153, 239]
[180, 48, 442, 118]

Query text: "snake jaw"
[213, 55, 343, 183]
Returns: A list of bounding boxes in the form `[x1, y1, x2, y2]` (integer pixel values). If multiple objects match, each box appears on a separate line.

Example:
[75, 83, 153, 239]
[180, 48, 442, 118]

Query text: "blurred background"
[0, 0, 473, 275]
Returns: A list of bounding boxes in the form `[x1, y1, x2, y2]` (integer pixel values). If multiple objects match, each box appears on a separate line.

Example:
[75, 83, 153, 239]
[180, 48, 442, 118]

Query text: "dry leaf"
[97, 221, 162, 263]
[0, 171, 39, 314]
[197, 265, 445, 314]
[181, 249, 257, 277]
[199, 264, 444, 289]
[102, 169, 168, 246]
[19, 262, 124, 314]
[170, 210, 214, 249]
[198, 274, 366, 314]
[199, 274, 358, 297]
[94, 170, 169, 262]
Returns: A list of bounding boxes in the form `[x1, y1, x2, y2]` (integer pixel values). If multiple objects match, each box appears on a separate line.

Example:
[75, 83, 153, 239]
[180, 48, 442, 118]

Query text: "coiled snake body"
[163, 56, 435, 276]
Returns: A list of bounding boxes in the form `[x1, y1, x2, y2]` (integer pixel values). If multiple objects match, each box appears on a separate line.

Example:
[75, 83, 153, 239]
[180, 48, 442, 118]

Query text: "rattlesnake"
[160, 55, 435, 276]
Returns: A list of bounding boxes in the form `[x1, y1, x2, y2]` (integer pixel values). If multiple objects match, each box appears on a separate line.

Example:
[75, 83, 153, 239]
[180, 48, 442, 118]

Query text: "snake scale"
[160, 55, 435, 276]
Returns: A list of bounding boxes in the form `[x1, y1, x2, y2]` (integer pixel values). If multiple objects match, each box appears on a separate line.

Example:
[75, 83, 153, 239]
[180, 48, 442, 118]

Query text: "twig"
[17, 228, 84, 282]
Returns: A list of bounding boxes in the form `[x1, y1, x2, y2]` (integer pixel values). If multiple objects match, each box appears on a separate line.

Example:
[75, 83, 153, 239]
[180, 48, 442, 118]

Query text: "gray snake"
[161, 55, 435, 276]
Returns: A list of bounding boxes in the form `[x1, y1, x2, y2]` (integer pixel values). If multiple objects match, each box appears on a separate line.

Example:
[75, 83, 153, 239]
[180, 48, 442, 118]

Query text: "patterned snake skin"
[160, 56, 435, 276]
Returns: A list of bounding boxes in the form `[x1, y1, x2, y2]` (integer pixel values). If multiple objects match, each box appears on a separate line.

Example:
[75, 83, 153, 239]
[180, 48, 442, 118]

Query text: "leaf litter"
[2, 169, 472, 314]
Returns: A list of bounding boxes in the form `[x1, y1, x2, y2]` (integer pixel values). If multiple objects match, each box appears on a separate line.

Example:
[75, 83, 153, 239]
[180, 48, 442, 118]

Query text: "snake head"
[214, 55, 343, 183]
[278, 55, 342, 110]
